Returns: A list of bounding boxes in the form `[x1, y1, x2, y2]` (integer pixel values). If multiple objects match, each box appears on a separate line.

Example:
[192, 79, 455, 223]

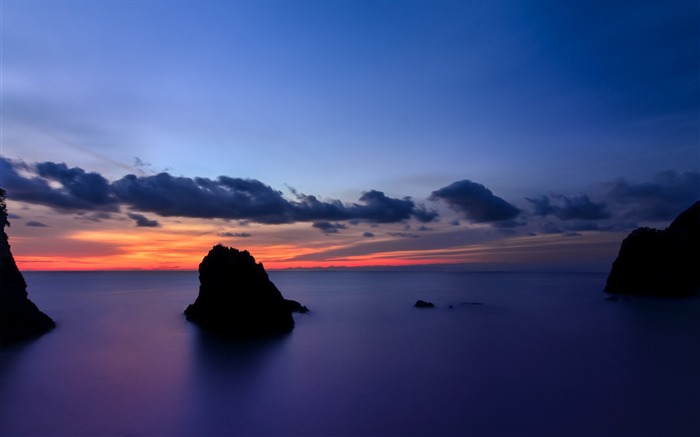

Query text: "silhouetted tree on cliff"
[1, 188, 9, 228]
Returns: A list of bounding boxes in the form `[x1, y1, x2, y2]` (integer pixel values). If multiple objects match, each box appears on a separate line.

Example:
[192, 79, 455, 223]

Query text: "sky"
[1, 0, 698, 271]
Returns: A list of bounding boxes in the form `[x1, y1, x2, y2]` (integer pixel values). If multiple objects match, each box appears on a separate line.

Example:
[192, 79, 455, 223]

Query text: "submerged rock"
[185, 244, 303, 339]
[605, 201, 700, 297]
[414, 299, 435, 308]
[0, 189, 55, 346]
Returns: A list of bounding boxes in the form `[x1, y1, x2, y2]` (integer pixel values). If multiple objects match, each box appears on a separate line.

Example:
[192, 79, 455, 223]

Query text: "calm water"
[1, 271, 699, 437]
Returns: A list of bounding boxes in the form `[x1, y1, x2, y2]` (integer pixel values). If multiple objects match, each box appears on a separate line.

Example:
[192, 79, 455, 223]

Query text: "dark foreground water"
[1, 271, 699, 437]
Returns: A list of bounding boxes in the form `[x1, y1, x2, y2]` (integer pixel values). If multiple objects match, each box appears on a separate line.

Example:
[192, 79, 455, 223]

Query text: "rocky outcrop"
[414, 299, 435, 308]
[284, 299, 310, 314]
[0, 189, 55, 346]
[185, 244, 303, 339]
[605, 201, 700, 297]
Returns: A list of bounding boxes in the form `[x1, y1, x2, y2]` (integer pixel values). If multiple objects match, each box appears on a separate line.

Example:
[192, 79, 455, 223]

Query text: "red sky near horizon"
[7, 202, 627, 271]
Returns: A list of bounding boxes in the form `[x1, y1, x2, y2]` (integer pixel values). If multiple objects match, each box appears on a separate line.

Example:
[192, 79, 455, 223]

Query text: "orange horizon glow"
[12, 231, 478, 271]
[13, 257, 464, 271]
[6, 200, 624, 272]
[12, 231, 624, 271]
[13, 251, 467, 271]
[8, 214, 484, 270]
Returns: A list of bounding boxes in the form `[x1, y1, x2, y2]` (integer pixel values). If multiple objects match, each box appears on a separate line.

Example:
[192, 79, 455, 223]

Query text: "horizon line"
[19, 264, 610, 274]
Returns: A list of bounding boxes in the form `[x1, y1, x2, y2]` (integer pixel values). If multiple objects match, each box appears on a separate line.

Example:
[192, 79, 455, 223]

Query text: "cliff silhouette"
[0, 188, 55, 346]
[605, 200, 700, 296]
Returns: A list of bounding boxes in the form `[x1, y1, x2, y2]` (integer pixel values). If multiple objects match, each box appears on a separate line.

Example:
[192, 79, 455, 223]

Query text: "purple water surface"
[1, 271, 698, 436]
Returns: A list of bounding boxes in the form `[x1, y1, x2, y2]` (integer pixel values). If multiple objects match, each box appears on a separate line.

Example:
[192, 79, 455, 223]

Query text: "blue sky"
[1, 0, 698, 270]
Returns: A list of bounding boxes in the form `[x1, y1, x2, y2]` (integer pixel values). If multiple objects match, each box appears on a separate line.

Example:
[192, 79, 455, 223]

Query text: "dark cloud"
[493, 219, 526, 229]
[0, 157, 118, 212]
[8, 156, 695, 238]
[537, 219, 620, 235]
[363, 232, 375, 238]
[604, 170, 700, 221]
[113, 173, 438, 225]
[113, 173, 293, 224]
[527, 196, 556, 216]
[76, 212, 115, 222]
[410, 204, 440, 223]
[35, 161, 115, 207]
[312, 221, 347, 234]
[127, 212, 160, 227]
[2, 157, 437, 225]
[26, 221, 48, 227]
[526, 194, 610, 220]
[430, 180, 520, 223]
[526, 170, 700, 234]
[218, 231, 252, 238]
[350, 190, 427, 223]
[387, 232, 419, 239]
[293, 189, 437, 223]
[289, 193, 348, 222]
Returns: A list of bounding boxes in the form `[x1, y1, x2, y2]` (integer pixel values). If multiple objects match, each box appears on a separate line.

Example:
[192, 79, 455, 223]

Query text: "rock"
[605, 201, 700, 297]
[414, 299, 435, 308]
[0, 189, 55, 346]
[284, 299, 310, 314]
[185, 244, 301, 339]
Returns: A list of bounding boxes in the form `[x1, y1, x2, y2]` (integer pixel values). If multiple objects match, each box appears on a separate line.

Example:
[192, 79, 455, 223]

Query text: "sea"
[1, 271, 699, 437]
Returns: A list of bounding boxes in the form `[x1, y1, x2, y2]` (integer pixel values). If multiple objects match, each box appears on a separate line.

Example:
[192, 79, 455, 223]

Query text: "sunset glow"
[1, 1, 698, 272]
[9, 212, 628, 272]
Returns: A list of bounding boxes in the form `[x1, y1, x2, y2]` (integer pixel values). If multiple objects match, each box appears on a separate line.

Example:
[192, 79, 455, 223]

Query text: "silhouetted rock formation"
[185, 244, 303, 339]
[605, 201, 700, 297]
[0, 189, 55, 346]
[284, 299, 310, 314]
[414, 299, 435, 308]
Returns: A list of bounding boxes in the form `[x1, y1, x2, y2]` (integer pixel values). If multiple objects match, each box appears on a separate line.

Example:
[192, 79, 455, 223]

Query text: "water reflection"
[185, 328, 292, 436]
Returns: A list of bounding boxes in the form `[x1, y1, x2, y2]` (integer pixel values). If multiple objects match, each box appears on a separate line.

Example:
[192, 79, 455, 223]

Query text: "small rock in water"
[414, 299, 435, 308]
[285, 299, 310, 314]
